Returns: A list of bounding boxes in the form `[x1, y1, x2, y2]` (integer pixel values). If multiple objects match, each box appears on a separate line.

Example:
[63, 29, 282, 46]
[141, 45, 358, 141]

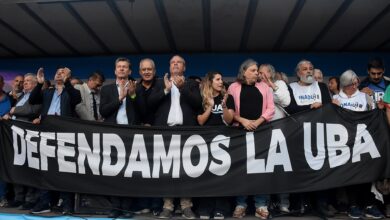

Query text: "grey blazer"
[74, 83, 100, 121]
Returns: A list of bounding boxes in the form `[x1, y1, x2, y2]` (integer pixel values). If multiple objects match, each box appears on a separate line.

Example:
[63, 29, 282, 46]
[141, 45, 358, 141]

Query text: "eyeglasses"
[346, 81, 359, 87]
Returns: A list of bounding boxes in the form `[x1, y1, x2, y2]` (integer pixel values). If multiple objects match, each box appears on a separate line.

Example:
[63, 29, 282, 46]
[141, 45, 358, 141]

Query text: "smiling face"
[139, 60, 156, 82]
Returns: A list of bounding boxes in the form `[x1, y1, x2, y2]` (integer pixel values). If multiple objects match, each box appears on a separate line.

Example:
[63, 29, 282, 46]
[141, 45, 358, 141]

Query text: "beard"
[300, 74, 314, 84]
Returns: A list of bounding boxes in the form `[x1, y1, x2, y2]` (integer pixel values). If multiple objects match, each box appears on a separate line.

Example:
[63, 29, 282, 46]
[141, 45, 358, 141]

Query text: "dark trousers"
[110, 196, 132, 211]
[13, 184, 38, 203]
[131, 197, 162, 211]
[198, 197, 231, 216]
[346, 183, 376, 208]
[38, 190, 73, 209]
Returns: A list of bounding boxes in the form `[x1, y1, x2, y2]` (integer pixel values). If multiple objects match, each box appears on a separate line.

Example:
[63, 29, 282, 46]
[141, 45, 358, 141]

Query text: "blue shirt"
[15, 92, 31, 107]
[0, 94, 11, 117]
[116, 82, 128, 125]
[367, 78, 386, 103]
[47, 89, 62, 115]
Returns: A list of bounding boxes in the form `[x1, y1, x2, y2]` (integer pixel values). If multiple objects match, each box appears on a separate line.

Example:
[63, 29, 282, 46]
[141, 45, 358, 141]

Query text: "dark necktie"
[92, 93, 98, 120]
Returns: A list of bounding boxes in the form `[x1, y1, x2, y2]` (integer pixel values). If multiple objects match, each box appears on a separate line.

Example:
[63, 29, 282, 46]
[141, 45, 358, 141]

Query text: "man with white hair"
[2, 73, 41, 210]
[284, 60, 333, 217]
[285, 59, 331, 115]
[314, 69, 324, 83]
[3, 73, 41, 121]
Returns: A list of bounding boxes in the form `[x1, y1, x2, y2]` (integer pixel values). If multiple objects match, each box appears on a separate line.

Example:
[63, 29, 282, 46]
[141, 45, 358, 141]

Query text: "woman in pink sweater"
[225, 59, 275, 219]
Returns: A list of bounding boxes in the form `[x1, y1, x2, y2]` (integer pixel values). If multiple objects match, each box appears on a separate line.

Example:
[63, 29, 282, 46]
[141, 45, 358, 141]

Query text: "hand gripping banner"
[0, 104, 389, 197]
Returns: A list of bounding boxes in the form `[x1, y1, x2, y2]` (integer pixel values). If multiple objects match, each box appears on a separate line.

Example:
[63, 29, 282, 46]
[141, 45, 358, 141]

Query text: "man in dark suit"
[136, 58, 158, 126]
[3, 73, 41, 122]
[28, 66, 81, 215]
[148, 55, 202, 127]
[148, 55, 201, 219]
[99, 57, 138, 218]
[29, 66, 81, 122]
[2, 73, 41, 210]
[100, 57, 139, 125]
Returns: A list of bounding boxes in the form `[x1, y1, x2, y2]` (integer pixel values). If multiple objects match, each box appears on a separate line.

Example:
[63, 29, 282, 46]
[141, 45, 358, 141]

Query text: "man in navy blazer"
[28, 66, 81, 215]
[148, 55, 200, 219]
[29, 66, 81, 123]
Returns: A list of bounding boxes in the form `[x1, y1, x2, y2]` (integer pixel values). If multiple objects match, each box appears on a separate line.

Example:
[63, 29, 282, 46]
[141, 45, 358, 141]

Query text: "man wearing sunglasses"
[359, 58, 390, 108]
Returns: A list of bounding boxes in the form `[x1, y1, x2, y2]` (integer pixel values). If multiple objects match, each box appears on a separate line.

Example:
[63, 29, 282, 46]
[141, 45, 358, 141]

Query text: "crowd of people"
[0, 55, 389, 219]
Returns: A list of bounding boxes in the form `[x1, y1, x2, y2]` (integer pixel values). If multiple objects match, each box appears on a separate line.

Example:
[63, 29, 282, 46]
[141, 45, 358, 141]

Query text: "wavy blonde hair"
[200, 71, 226, 110]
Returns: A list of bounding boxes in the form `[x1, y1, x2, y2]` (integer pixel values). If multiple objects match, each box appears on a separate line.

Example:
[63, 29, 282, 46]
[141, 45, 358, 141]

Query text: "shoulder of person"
[101, 83, 116, 91]
[73, 83, 85, 90]
[358, 77, 370, 89]
[318, 81, 327, 87]
[384, 76, 390, 86]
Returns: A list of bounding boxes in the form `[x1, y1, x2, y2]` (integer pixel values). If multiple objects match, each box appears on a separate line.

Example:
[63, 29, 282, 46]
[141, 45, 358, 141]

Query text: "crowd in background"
[0, 56, 389, 219]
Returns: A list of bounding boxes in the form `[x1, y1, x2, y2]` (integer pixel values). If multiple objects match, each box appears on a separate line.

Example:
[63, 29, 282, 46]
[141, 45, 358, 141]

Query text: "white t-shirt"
[333, 90, 370, 112]
[289, 81, 322, 106]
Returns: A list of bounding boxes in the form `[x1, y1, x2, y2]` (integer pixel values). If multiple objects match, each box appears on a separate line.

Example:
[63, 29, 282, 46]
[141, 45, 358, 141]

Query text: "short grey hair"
[340, 69, 358, 87]
[139, 58, 156, 70]
[170, 55, 186, 66]
[281, 72, 289, 83]
[24, 73, 37, 83]
[237, 59, 258, 84]
[295, 59, 313, 74]
[314, 69, 323, 76]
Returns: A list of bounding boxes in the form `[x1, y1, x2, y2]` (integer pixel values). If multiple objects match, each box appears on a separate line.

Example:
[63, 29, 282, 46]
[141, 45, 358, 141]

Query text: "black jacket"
[99, 83, 140, 125]
[29, 81, 81, 118]
[148, 79, 202, 126]
[135, 77, 157, 125]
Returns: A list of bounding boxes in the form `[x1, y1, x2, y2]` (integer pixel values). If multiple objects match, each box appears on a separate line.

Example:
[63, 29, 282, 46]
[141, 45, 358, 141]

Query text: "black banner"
[0, 104, 389, 197]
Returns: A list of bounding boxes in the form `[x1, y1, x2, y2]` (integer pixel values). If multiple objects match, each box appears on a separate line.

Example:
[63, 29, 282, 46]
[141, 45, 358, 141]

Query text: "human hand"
[173, 75, 185, 89]
[37, 67, 45, 84]
[32, 118, 41, 124]
[361, 87, 373, 96]
[310, 102, 322, 109]
[164, 73, 172, 93]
